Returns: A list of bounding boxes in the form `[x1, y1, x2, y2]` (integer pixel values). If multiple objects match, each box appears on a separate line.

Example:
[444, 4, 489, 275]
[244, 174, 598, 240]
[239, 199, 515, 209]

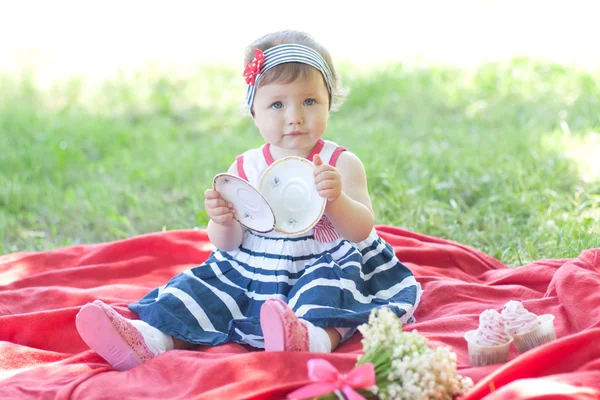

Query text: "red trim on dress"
[329, 147, 347, 167]
[236, 155, 249, 181]
[306, 139, 325, 162]
[262, 144, 274, 166]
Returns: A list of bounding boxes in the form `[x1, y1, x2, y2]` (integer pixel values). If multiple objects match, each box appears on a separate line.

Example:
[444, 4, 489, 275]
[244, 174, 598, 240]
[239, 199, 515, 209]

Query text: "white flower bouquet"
[356, 307, 473, 399]
[289, 307, 473, 400]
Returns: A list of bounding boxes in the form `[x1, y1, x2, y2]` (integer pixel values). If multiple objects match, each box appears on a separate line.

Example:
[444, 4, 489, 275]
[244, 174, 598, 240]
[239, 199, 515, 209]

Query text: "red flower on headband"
[243, 48, 265, 85]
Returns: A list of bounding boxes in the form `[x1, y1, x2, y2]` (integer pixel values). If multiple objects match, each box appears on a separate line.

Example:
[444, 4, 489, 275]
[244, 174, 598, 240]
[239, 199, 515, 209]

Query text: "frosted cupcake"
[464, 309, 513, 366]
[501, 300, 556, 353]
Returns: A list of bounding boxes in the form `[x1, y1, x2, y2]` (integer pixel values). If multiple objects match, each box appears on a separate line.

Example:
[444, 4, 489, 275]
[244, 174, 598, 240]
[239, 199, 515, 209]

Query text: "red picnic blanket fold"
[0, 227, 599, 399]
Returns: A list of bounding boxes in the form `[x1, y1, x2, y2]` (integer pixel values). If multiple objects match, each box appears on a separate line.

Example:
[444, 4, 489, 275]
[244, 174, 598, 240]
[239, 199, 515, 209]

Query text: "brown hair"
[244, 30, 348, 111]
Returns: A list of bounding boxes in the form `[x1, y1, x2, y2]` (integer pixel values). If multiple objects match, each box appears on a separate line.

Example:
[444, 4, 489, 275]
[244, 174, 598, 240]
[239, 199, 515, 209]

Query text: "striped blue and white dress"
[129, 139, 422, 348]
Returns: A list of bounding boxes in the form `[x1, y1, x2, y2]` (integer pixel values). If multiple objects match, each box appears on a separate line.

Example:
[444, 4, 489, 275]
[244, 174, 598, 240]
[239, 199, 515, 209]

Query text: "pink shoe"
[76, 300, 155, 371]
[260, 299, 309, 352]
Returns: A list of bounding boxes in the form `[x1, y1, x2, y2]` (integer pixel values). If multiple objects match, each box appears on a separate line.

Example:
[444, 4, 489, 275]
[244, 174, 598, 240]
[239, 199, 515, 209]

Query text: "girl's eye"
[271, 101, 283, 109]
[304, 98, 315, 106]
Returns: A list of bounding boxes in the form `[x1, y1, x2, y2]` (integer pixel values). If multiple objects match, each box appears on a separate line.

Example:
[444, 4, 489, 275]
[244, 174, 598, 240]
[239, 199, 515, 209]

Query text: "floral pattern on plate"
[258, 157, 326, 235]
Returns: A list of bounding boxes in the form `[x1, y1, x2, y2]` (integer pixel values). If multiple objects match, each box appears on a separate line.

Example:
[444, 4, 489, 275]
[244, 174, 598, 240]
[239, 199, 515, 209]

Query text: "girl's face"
[252, 68, 329, 156]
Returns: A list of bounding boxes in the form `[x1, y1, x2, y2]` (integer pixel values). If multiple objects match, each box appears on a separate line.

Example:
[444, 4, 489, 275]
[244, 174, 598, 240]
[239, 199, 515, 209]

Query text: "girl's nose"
[287, 106, 304, 125]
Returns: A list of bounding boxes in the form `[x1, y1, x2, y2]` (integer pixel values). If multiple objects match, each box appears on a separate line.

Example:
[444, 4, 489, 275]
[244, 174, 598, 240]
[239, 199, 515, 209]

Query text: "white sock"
[130, 319, 174, 355]
[300, 319, 332, 353]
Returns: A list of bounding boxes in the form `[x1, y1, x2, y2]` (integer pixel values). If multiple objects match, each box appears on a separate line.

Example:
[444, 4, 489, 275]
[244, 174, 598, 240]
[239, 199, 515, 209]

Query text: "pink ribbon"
[287, 359, 376, 400]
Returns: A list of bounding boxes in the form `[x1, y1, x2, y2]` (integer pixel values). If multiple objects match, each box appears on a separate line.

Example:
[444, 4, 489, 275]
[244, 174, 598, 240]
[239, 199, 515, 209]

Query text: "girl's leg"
[324, 328, 341, 351]
[172, 337, 199, 350]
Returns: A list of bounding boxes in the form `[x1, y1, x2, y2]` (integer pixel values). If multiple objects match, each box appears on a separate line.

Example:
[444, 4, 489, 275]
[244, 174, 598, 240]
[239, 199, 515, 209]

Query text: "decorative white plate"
[213, 173, 276, 233]
[258, 157, 326, 235]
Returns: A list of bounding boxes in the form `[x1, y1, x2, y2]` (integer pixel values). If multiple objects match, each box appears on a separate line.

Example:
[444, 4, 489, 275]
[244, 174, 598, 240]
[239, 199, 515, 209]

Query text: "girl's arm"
[206, 162, 246, 251]
[314, 152, 375, 242]
[207, 218, 244, 252]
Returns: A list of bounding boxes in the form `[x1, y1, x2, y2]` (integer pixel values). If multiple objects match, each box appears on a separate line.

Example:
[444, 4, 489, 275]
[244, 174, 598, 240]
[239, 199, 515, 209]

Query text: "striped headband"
[243, 44, 334, 109]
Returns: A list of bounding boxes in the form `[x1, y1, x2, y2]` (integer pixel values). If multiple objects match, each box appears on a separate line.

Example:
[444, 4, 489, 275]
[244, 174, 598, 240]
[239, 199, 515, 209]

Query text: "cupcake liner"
[464, 330, 513, 366]
[512, 314, 556, 353]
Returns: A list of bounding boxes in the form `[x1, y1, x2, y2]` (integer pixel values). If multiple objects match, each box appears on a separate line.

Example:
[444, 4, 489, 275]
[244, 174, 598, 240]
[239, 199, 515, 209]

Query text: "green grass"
[1, 59, 599, 266]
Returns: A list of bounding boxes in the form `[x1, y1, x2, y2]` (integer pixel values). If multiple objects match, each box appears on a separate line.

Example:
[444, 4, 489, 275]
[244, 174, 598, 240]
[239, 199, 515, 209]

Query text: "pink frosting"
[501, 300, 541, 335]
[473, 309, 512, 346]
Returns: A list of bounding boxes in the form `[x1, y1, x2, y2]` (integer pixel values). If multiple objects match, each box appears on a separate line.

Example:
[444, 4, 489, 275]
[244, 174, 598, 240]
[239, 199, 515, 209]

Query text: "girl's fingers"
[206, 188, 236, 225]
[313, 165, 335, 177]
[205, 190, 233, 207]
[205, 189, 221, 199]
[318, 189, 337, 201]
[212, 214, 234, 225]
[210, 206, 234, 216]
[316, 179, 338, 191]
[314, 171, 338, 184]
[206, 198, 232, 209]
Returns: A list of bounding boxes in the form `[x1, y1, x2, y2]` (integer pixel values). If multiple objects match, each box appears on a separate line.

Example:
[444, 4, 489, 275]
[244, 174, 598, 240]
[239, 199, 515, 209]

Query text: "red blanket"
[1, 227, 599, 400]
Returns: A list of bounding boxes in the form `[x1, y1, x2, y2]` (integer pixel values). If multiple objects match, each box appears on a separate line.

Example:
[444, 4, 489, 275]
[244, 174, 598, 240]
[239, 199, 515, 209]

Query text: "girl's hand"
[313, 154, 342, 202]
[204, 189, 236, 226]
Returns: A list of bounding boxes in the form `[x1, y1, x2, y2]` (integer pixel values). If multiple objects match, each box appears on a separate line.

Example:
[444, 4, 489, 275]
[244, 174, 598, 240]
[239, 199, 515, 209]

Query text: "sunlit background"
[2, 0, 599, 77]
